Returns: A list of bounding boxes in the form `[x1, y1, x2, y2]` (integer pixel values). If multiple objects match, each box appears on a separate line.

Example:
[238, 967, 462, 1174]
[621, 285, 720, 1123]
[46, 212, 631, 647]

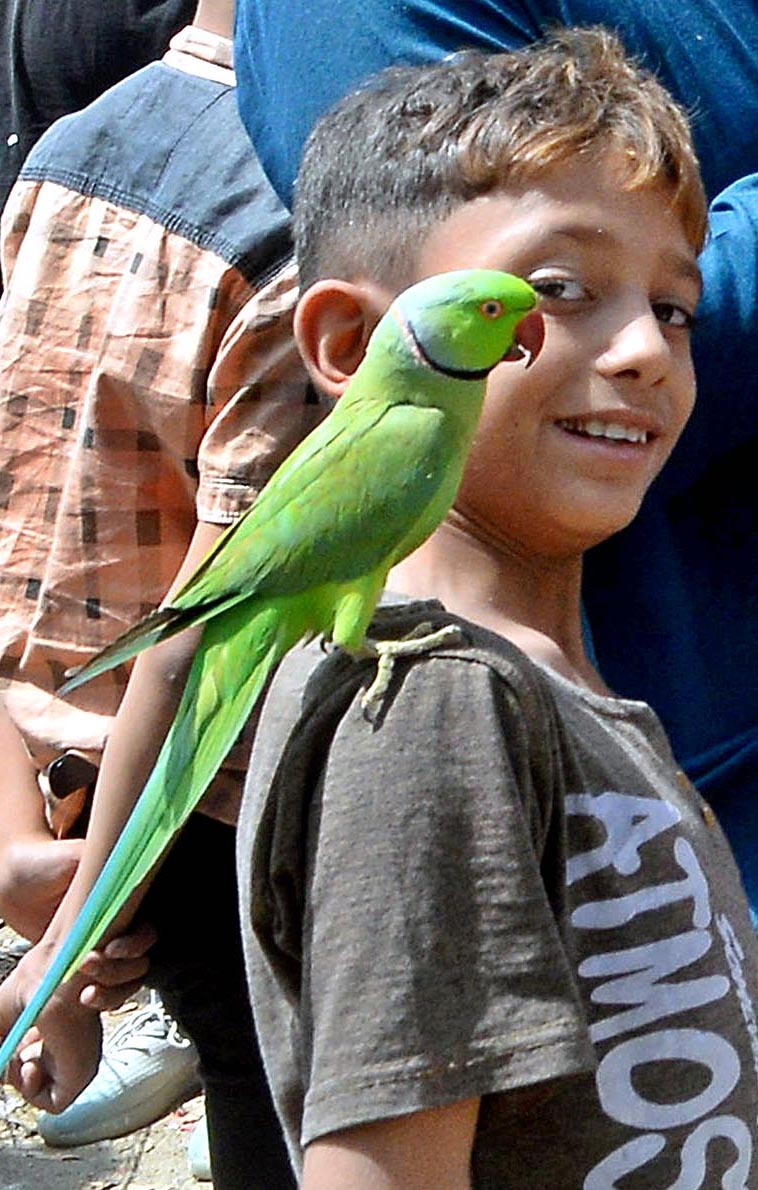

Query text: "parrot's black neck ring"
[406, 319, 491, 382]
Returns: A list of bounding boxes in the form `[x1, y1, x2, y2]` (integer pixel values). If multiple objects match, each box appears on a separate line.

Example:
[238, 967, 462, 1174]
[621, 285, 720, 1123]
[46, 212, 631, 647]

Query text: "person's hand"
[0, 920, 157, 1111]
[0, 946, 102, 1112]
[0, 832, 156, 1013]
[0, 832, 83, 942]
[78, 921, 157, 1011]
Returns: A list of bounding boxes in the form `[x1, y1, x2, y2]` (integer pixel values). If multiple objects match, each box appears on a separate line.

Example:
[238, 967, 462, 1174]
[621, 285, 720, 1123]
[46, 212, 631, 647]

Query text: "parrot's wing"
[57, 606, 200, 694]
[175, 398, 460, 603]
[170, 397, 386, 605]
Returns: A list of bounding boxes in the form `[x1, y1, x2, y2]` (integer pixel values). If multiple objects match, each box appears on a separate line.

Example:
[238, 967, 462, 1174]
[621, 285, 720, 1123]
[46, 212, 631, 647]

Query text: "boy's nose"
[595, 312, 671, 387]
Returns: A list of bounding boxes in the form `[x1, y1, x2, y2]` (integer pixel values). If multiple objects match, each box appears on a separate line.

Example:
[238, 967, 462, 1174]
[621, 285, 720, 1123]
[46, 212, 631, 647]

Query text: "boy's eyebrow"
[545, 224, 703, 296]
[660, 249, 704, 297]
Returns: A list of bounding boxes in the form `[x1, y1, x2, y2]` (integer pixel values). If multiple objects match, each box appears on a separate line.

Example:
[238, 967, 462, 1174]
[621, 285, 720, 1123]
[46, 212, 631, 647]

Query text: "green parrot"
[0, 268, 542, 1071]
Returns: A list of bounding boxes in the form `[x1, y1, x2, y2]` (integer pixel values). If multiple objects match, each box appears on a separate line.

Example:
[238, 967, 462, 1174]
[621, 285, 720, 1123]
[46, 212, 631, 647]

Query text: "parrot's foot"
[358, 622, 464, 718]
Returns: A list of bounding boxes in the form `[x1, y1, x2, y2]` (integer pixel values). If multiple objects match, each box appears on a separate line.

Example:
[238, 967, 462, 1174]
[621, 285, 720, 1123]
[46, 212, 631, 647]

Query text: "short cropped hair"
[294, 26, 707, 290]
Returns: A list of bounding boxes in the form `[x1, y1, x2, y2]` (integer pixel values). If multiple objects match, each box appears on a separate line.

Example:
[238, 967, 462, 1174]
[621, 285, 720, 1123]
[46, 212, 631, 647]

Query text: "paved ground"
[0, 926, 207, 1189]
[0, 1086, 204, 1190]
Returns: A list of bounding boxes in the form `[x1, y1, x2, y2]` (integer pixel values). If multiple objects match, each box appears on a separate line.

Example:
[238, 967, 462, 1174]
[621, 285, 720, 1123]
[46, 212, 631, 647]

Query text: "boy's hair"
[294, 26, 707, 291]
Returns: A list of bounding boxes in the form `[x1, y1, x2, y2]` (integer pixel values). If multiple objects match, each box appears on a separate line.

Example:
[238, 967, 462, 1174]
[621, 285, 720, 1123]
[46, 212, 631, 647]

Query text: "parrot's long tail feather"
[0, 597, 304, 1075]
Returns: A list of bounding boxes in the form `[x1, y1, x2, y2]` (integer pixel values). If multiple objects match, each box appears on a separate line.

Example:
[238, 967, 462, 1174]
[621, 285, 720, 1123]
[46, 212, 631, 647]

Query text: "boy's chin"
[551, 497, 647, 555]
[582, 504, 645, 550]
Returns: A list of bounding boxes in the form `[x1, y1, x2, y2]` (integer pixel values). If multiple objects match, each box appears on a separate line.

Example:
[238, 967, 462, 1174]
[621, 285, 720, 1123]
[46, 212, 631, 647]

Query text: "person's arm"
[0, 702, 83, 943]
[0, 699, 158, 1004]
[302, 1099, 479, 1190]
[0, 519, 225, 1111]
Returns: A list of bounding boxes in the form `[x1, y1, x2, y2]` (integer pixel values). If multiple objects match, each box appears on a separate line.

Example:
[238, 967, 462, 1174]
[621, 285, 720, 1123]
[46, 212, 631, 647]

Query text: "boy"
[238, 29, 758, 1187]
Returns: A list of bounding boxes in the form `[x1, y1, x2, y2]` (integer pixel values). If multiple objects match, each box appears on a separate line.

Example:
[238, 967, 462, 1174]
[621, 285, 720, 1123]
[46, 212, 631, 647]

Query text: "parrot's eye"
[480, 300, 503, 319]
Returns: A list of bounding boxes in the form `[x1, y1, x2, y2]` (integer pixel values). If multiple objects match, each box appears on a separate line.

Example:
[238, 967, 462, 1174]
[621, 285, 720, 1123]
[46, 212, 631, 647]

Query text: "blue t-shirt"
[235, 0, 758, 209]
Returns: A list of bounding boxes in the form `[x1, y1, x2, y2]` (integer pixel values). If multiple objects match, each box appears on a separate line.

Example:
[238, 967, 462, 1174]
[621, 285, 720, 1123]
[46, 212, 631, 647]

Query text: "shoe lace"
[105, 991, 193, 1057]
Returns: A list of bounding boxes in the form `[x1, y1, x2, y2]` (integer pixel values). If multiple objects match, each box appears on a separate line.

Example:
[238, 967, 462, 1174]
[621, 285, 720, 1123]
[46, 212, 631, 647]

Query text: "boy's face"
[414, 154, 701, 556]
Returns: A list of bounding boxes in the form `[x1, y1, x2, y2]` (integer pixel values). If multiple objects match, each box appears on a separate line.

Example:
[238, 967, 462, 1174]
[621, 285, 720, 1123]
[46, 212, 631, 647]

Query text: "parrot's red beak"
[503, 310, 545, 368]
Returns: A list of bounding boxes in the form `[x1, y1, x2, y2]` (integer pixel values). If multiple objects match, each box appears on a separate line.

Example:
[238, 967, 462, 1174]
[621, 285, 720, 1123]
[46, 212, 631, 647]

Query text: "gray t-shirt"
[238, 601, 758, 1187]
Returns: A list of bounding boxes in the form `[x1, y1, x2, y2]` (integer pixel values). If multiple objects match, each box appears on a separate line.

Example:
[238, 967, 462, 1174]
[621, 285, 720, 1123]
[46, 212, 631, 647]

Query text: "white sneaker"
[0, 932, 31, 983]
[38, 992, 202, 1146]
[187, 1109, 212, 1181]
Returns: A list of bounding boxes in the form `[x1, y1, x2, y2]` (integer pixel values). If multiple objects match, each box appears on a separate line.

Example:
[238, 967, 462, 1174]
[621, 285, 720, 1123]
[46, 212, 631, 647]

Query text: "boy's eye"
[528, 275, 587, 302]
[653, 302, 695, 330]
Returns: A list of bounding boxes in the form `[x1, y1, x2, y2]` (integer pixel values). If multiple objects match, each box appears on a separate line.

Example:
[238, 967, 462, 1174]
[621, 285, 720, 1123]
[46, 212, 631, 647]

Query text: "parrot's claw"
[359, 622, 464, 718]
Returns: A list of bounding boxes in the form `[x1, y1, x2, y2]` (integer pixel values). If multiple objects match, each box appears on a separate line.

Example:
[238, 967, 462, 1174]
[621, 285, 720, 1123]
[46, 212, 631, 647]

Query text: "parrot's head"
[392, 269, 544, 380]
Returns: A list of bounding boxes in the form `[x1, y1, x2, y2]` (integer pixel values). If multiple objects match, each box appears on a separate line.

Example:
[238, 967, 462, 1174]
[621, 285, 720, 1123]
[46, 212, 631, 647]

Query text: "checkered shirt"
[0, 28, 320, 820]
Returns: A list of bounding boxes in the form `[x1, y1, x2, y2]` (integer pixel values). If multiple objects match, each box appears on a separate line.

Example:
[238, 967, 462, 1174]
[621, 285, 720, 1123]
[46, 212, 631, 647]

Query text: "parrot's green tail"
[0, 597, 305, 1074]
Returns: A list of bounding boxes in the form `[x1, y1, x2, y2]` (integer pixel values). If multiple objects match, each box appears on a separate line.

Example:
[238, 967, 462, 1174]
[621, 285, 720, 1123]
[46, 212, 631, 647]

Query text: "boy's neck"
[388, 515, 612, 695]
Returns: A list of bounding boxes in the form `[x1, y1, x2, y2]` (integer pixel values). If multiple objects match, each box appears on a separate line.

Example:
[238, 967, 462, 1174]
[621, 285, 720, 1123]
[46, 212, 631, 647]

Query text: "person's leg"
[144, 814, 295, 1190]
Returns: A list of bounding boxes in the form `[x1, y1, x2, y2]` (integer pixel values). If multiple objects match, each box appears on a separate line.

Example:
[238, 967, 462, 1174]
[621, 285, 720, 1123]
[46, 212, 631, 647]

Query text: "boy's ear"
[294, 279, 391, 400]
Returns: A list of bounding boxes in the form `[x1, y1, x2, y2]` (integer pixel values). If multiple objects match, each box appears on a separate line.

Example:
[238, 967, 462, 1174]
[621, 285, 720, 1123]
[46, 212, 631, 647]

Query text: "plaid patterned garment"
[0, 27, 320, 821]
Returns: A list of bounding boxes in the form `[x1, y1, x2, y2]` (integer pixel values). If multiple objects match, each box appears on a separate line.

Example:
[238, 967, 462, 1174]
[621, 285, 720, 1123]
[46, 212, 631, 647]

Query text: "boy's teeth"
[558, 417, 649, 444]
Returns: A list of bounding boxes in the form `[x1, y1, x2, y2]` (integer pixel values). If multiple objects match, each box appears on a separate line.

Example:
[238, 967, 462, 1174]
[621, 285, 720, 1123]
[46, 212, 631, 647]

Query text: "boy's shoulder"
[242, 597, 564, 839]
[260, 597, 555, 755]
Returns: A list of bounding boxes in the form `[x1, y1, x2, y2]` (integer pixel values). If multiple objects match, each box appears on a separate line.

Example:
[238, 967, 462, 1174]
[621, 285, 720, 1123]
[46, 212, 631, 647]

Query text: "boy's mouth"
[503, 310, 544, 368]
[555, 416, 653, 445]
